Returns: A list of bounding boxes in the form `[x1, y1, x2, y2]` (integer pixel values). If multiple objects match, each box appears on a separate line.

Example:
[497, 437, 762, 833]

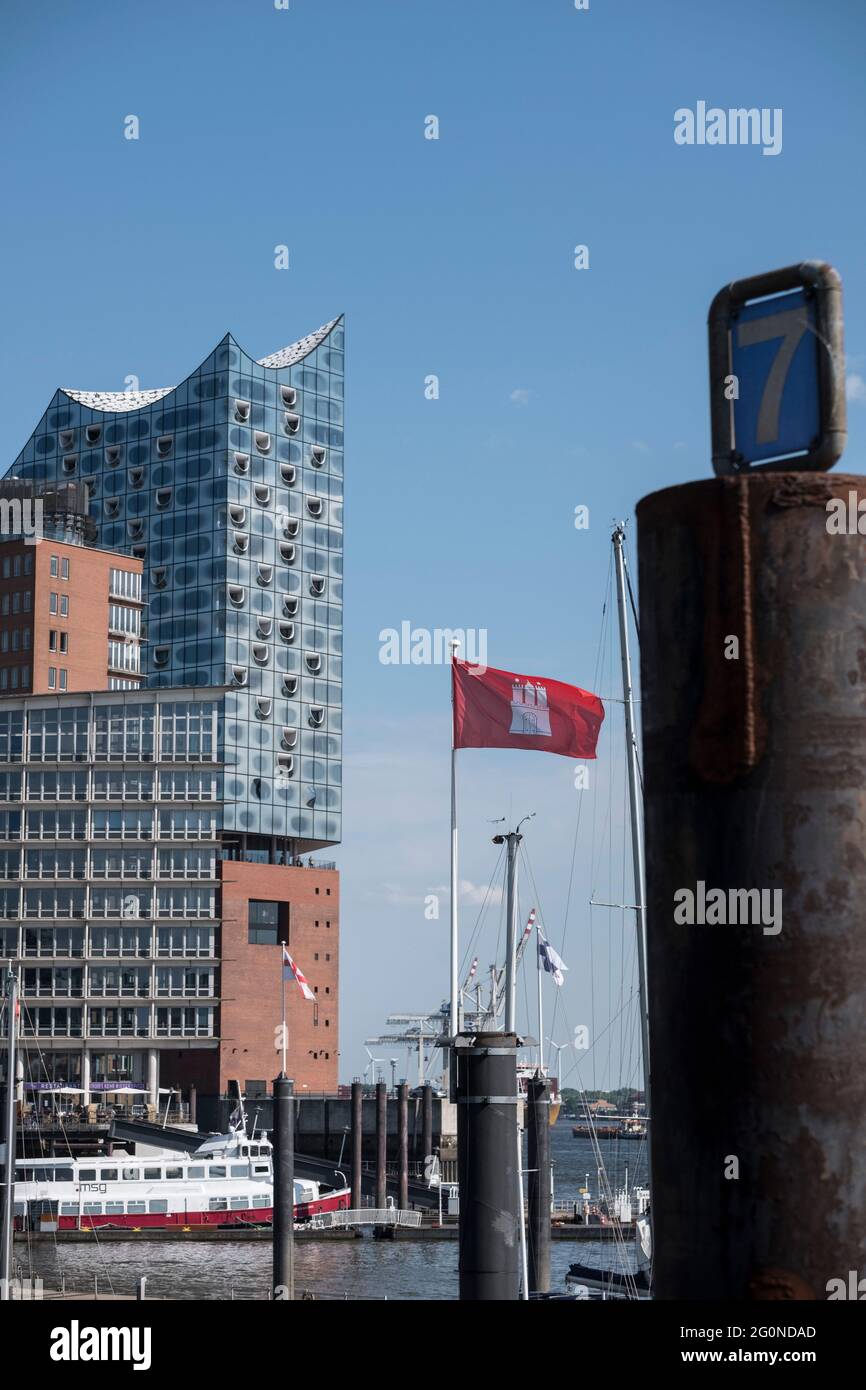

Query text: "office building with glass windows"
[0, 320, 344, 1103]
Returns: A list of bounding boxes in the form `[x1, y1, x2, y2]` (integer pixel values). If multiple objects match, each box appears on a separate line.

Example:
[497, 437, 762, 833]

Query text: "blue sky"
[2, 0, 864, 1086]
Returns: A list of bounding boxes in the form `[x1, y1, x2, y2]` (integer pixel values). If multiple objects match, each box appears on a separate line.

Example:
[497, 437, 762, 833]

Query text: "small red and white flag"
[282, 946, 315, 1002]
[521, 908, 537, 947]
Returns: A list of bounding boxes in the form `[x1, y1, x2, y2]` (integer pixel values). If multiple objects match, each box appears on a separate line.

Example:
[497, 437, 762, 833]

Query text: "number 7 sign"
[708, 261, 846, 475]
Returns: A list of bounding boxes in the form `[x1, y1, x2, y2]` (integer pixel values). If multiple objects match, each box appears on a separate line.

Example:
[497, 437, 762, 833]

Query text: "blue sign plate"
[730, 288, 820, 465]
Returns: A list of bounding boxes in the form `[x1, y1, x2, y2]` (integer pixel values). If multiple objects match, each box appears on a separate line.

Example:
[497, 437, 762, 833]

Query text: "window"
[61, 558, 69, 580]
[50, 593, 58, 615]
[50, 556, 59, 577]
[12, 593, 19, 613]
[248, 900, 282, 945]
[48, 667, 56, 689]
[23, 591, 30, 612]
[109, 568, 142, 602]
[59, 669, 67, 690]
[109, 640, 140, 673]
[60, 633, 68, 655]
[24, 553, 33, 575]
[60, 596, 69, 617]
[109, 604, 141, 636]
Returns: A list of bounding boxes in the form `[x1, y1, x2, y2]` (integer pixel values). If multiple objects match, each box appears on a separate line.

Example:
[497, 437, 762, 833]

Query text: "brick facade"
[0, 537, 142, 695]
[217, 860, 339, 1094]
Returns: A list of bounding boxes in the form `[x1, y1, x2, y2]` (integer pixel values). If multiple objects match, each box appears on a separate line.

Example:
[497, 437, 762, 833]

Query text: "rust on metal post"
[638, 472, 866, 1299]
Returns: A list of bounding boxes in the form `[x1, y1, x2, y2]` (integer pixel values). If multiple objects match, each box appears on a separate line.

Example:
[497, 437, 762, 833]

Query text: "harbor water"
[17, 1121, 649, 1300]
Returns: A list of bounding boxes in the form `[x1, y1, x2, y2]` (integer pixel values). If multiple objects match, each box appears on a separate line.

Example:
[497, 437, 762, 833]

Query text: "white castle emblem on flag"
[509, 680, 552, 737]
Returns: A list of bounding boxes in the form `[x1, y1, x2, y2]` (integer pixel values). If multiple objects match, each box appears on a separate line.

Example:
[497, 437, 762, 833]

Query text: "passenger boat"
[12, 1125, 351, 1231]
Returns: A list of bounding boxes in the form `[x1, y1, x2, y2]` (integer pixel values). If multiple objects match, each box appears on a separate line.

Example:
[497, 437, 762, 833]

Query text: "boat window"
[148, 1200, 168, 1213]
[229, 1197, 249, 1209]
[230, 1164, 249, 1177]
[252, 1163, 269, 1175]
[55, 1167, 74, 1182]
[209, 1197, 228, 1211]
[83, 1202, 103, 1214]
[78, 1168, 97, 1181]
[251, 1195, 269, 1208]
[165, 1166, 183, 1180]
[187, 1165, 205, 1178]
[122, 1168, 141, 1181]
[100, 1170, 118, 1182]
[105, 1202, 125, 1215]
[60, 1203, 78, 1216]
[144, 1168, 162, 1180]
[209, 1165, 226, 1178]
[127, 1201, 146, 1214]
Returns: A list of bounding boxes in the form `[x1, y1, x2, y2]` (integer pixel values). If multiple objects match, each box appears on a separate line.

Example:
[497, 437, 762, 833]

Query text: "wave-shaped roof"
[256, 318, 340, 368]
[59, 318, 341, 413]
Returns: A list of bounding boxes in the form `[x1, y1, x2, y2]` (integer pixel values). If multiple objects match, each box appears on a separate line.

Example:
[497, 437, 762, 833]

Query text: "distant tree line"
[560, 1087, 645, 1110]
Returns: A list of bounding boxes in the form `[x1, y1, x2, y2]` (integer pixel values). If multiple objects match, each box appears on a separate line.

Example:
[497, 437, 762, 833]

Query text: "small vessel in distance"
[571, 1114, 647, 1140]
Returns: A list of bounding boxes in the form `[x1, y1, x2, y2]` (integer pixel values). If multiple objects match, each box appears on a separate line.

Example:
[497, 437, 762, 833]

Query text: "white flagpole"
[281, 955, 287, 1077]
[536, 923, 544, 1071]
[449, 639, 461, 1038]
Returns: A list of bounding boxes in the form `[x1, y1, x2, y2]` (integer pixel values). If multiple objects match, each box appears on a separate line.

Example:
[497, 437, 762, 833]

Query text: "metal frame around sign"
[708, 261, 846, 476]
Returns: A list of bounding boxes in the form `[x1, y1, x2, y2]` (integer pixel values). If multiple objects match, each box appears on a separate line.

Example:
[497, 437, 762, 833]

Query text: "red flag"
[452, 659, 604, 759]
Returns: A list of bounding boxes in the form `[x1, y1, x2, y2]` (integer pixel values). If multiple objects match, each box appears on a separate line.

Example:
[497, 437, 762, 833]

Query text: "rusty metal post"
[397, 1082, 409, 1211]
[350, 1080, 363, 1211]
[375, 1081, 387, 1209]
[638, 472, 866, 1300]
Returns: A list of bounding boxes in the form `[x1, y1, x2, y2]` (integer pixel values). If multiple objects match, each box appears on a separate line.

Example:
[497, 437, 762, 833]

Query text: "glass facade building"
[1, 321, 344, 1101]
[7, 321, 344, 851]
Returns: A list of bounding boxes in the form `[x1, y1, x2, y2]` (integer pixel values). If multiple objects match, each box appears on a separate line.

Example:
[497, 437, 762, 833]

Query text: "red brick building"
[162, 861, 339, 1097]
[0, 536, 142, 695]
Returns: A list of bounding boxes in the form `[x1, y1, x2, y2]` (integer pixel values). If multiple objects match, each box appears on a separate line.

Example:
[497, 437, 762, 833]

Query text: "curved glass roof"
[59, 317, 341, 413]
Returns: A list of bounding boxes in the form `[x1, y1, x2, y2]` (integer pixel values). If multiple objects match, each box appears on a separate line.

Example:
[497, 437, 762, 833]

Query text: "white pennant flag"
[538, 927, 568, 987]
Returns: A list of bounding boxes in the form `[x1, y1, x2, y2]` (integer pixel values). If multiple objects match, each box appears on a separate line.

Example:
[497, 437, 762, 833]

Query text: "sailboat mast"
[612, 524, 652, 1184]
[536, 921, 544, 1070]
[503, 831, 520, 1033]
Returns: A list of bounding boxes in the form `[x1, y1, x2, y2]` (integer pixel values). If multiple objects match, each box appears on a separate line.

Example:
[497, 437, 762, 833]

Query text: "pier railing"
[308, 1208, 423, 1230]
